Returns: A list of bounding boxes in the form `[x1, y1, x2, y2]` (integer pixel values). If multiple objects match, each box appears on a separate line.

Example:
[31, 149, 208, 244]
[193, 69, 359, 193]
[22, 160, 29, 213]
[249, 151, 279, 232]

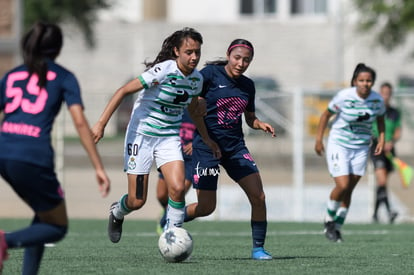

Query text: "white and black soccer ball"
[158, 227, 193, 263]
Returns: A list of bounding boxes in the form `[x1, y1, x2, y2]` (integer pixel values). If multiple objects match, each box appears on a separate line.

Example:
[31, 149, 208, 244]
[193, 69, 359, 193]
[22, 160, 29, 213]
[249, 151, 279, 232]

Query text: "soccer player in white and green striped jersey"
[315, 63, 386, 242]
[92, 28, 220, 243]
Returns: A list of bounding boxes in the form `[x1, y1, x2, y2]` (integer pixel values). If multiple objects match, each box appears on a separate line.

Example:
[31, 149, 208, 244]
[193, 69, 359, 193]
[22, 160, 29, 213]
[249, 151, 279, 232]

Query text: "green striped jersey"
[127, 60, 203, 137]
[327, 87, 385, 149]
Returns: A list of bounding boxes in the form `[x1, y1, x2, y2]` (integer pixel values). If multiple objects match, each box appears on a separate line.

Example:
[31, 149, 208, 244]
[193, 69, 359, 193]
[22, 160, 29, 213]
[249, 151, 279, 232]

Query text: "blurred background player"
[183, 39, 276, 260]
[371, 82, 401, 224]
[157, 108, 195, 234]
[0, 22, 111, 274]
[92, 27, 220, 243]
[315, 63, 385, 243]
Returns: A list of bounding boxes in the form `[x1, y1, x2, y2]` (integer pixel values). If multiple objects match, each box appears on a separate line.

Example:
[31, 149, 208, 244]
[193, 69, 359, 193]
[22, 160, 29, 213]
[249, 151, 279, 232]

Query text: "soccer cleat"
[389, 211, 398, 224]
[251, 247, 272, 260]
[335, 230, 343, 243]
[0, 230, 9, 272]
[324, 221, 340, 242]
[108, 202, 124, 243]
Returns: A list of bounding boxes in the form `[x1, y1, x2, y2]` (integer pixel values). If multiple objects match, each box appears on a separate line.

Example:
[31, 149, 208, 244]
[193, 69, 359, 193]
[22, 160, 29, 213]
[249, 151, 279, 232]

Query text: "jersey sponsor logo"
[356, 112, 370, 121]
[194, 162, 220, 179]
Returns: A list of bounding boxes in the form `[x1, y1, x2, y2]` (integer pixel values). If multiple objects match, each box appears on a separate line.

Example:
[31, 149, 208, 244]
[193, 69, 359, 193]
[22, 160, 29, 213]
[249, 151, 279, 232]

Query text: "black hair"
[21, 22, 63, 88]
[380, 82, 393, 90]
[350, 63, 376, 86]
[205, 38, 254, 66]
[144, 27, 203, 70]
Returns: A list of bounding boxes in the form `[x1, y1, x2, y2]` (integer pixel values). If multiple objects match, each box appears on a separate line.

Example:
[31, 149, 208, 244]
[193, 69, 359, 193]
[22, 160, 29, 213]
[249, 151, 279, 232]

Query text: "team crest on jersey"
[151, 78, 160, 86]
[188, 77, 199, 89]
[128, 157, 136, 170]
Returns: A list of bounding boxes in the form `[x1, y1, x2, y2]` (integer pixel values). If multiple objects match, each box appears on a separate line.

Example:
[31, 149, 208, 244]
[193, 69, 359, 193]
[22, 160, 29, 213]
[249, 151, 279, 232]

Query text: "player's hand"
[259, 122, 276, 137]
[314, 141, 325, 156]
[374, 143, 384, 156]
[96, 168, 110, 197]
[203, 138, 221, 159]
[91, 123, 105, 143]
[183, 142, 193, 156]
[384, 141, 393, 153]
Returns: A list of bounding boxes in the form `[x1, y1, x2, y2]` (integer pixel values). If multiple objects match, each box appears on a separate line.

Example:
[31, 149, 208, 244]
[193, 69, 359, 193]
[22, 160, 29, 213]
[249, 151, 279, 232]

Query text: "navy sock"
[251, 220, 267, 248]
[159, 208, 167, 228]
[22, 245, 45, 275]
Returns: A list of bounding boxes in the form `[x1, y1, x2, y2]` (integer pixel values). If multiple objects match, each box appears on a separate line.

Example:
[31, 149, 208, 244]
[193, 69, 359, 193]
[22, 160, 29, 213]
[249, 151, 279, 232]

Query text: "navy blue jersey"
[193, 64, 255, 152]
[0, 60, 83, 168]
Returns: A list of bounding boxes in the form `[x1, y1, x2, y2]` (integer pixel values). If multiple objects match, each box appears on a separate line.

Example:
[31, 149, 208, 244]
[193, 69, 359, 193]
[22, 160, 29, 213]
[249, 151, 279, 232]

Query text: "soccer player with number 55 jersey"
[0, 22, 111, 274]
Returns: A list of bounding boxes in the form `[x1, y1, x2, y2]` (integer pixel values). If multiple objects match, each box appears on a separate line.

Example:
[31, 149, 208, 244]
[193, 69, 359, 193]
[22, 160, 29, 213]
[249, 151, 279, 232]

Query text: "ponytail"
[21, 22, 63, 88]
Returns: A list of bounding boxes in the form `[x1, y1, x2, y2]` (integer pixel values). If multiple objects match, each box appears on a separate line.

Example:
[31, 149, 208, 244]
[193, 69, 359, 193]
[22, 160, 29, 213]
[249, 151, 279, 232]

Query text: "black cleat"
[324, 221, 340, 242]
[335, 230, 343, 243]
[108, 202, 124, 243]
[389, 212, 398, 224]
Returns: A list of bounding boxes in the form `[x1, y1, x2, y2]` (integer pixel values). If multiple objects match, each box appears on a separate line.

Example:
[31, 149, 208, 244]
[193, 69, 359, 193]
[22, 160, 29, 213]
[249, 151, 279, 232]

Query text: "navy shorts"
[192, 146, 259, 191]
[159, 155, 193, 182]
[0, 159, 64, 212]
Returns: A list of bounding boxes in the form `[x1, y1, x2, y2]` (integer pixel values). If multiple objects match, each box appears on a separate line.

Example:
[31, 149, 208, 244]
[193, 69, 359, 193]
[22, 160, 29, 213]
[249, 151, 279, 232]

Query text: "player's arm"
[92, 78, 143, 143]
[244, 111, 275, 137]
[374, 115, 385, 156]
[314, 109, 334, 156]
[188, 97, 221, 159]
[69, 104, 110, 197]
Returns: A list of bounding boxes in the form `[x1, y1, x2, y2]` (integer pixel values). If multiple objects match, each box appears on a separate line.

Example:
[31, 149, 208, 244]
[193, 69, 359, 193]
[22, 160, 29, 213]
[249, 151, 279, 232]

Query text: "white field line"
[67, 229, 391, 238]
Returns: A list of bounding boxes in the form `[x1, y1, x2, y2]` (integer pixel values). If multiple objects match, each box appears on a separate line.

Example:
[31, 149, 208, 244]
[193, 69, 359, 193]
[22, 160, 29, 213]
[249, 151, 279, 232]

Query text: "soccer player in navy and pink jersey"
[183, 39, 276, 260]
[0, 22, 111, 274]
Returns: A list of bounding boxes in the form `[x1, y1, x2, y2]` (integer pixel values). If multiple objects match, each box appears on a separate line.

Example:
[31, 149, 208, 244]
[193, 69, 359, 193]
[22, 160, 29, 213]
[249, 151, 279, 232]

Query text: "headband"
[227, 43, 253, 53]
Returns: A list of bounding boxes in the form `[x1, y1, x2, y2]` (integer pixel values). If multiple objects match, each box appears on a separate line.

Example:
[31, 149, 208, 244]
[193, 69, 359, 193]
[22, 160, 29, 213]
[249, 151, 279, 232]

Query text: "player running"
[92, 28, 220, 243]
[315, 63, 385, 242]
[182, 39, 276, 260]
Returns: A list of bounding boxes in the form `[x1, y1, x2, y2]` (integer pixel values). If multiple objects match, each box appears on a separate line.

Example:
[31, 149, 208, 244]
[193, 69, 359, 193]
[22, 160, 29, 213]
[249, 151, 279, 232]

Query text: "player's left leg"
[238, 173, 272, 260]
[160, 160, 186, 230]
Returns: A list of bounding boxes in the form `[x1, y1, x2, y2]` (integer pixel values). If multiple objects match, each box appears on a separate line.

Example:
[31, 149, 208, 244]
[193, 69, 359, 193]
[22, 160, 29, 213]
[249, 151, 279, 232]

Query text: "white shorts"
[124, 134, 183, 175]
[325, 141, 369, 177]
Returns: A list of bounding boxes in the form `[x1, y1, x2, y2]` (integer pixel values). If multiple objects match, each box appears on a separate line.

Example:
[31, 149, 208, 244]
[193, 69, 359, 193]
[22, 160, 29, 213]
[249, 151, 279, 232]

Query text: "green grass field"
[1, 219, 413, 274]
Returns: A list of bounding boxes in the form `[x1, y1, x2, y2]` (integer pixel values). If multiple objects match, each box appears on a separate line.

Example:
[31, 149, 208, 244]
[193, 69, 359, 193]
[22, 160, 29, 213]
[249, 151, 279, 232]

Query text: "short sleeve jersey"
[193, 64, 255, 152]
[129, 60, 203, 137]
[0, 61, 83, 168]
[327, 87, 385, 149]
[372, 106, 401, 142]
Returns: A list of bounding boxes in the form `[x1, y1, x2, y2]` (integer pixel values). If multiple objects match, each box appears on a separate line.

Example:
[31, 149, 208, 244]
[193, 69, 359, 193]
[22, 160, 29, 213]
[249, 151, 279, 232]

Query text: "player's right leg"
[108, 174, 149, 243]
[0, 160, 68, 273]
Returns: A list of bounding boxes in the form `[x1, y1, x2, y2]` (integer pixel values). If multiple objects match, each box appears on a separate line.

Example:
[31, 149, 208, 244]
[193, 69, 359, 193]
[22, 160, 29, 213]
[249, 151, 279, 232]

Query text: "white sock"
[164, 201, 185, 230]
[325, 200, 340, 222]
[112, 194, 132, 220]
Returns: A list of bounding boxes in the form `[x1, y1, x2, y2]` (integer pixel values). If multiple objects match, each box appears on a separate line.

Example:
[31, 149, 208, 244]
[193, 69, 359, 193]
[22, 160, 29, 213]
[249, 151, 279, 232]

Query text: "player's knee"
[251, 192, 266, 208]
